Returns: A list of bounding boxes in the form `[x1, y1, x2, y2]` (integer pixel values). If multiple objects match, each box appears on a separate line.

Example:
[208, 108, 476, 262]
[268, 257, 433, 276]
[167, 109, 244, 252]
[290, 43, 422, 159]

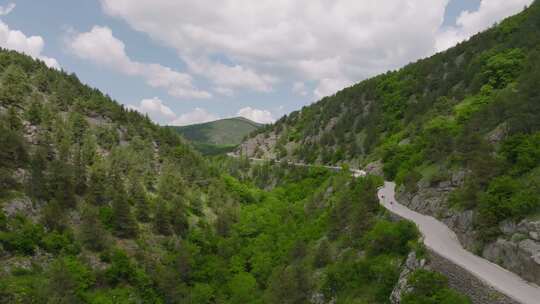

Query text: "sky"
[0, 0, 533, 125]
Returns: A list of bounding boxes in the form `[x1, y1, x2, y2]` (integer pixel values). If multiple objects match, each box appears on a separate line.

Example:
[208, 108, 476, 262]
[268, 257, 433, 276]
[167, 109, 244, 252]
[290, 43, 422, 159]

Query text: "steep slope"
[239, 2, 540, 285]
[0, 48, 469, 303]
[0, 48, 237, 302]
[171, 117, 261, 155]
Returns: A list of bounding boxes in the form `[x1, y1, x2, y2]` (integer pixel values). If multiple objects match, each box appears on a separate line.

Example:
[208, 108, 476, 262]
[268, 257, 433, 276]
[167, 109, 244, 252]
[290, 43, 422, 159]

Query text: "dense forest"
[243, 2, 540, 245]
[0, 48, 469, 303]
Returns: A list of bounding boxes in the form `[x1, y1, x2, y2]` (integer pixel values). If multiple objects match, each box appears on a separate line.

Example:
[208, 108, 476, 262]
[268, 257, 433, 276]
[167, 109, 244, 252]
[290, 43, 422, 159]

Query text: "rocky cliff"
[396, 174, 540, 286]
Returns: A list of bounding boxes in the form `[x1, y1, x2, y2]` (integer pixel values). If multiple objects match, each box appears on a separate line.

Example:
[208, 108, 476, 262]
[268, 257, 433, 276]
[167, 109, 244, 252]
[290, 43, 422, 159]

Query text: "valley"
[1, 1, 539, 303]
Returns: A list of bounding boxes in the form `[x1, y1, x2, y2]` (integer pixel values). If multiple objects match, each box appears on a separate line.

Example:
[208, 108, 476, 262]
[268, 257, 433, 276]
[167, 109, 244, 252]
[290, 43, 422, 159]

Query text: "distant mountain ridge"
[171, 117, 262, 155]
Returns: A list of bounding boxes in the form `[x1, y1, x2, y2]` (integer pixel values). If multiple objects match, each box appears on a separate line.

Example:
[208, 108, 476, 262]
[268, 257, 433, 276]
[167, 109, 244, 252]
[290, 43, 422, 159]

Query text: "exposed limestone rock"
[2, 196, 40, 222]
[486, 123, 508, 144]
[397, 167, 540, 286]
[390, 251, 426, 304]
[364, 160, 383, 177]
[479, 218, 540, 285]
[237, 132, 278, 159]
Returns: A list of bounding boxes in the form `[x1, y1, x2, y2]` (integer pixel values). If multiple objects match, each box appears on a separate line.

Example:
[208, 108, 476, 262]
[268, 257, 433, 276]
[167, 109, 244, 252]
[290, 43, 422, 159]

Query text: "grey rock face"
[364, 160, 384, 177]
[237, 132, 278, 159]
[390, 252, 426, 304]
[397, 169, 540, 286]
[479, 218, 540, 285]
[2, 196, 40, 221]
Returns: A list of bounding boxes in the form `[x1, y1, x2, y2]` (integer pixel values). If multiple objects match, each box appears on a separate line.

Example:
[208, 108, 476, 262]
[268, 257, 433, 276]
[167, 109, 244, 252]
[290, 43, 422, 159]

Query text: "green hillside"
[173, 117, 261, 145]
[241, 2, 540, 259]
[171, 117, 262, 155]
[0, 49, 469, 303]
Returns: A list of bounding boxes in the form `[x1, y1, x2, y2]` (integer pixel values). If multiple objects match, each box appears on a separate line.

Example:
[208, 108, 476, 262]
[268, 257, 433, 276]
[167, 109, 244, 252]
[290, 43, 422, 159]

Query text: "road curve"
[378, 181, 540, 304]
[229, 154, 540, 302]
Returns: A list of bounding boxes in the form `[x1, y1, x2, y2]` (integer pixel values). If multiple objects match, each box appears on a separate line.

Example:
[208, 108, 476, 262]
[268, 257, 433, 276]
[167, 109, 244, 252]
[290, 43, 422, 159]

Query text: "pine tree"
[48, 159, 76, 209]
[26, 93, 43, 125]
[0, 64, 29, 105]
[130, 180, 150, 223]
[111, 176, 138, 238]
[313, 239, 331, 268]
[79, 206, 108, 251]
[154, 198, 172, 236]
[73, 145, 87, 195]
[170, 196, 189, 237]
[86, 162, 107, 205]
[41, 199, 67, 232]
[6, 107, 22, 131]
[28, 145, 48, 201]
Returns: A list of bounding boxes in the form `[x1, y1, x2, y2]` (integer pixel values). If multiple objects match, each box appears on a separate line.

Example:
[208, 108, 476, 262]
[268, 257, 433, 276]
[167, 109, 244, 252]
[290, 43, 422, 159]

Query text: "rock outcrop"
[390, 251, 426, 304]
[395, 169, 540, 286]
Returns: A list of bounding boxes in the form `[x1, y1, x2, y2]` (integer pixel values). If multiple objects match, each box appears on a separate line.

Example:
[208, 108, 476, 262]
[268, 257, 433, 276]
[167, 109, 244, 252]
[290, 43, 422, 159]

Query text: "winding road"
[231, 154, 540, 303]
[378, 181, 540, 304]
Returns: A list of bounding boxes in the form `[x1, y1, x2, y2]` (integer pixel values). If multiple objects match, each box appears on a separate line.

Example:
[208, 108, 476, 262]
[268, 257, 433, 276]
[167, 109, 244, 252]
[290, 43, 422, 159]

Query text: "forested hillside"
[171, 117, 261, 155]
[0, 49, 469, 303]
[239, 1, 540, 284]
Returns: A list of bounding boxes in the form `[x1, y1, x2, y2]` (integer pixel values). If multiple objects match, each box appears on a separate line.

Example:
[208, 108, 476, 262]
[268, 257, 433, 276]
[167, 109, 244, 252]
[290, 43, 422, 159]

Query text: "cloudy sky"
[0, 0, 533, 125]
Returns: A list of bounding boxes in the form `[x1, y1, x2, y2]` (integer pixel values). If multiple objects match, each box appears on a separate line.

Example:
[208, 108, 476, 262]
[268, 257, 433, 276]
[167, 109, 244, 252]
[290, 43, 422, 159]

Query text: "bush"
[401, 269, 471, 304]
[363, 220, 419, 256]
[42, 230, 80, 255]
[0, 216, 44, 255]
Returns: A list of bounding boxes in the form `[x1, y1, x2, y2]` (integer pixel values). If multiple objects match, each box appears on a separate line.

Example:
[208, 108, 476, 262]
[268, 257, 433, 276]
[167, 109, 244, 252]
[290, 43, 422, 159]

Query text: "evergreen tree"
[170, 196, 189, 237]
[154, 198, 172, 236]
[86, 162, 107, 205]
[313, 239, 331, 268]
[111, 176, 138, 238]
[6, 107, 22, 131]
[48, 159, 76, 209]
[28, 145, 48, 201]
[0, 64, 29, 105]
[26, 93, 43, 125]
[79, 206, 108, 251]
[73, 145, 87, 195]
[130, 180, 150, 223]
[41, 199, 67, 232]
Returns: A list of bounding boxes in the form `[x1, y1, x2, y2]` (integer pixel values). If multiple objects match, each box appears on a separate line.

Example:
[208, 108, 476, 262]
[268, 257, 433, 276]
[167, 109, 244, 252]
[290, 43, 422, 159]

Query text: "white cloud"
[436, 0, 533, 51]
[67, 26, 211, 99]
[184, 56, 277, 93]
[170, 107, 219, 126]
[237, 107, 274, 124]
[214, 86, 234, 97]
[0, 3, 16, 16]
[314, 78, 352, 100]
[128, 96, 276, 126]
[0, 4, 59, 69]
[97, 0, 535, 105]
[292, 82, 308, 96]
[100, 0, 452, 98]
[128, 97, 176, 120]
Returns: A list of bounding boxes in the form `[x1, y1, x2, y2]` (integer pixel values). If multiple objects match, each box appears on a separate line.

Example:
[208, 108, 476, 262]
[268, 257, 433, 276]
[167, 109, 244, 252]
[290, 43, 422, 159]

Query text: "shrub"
[363, 220, 419, 256]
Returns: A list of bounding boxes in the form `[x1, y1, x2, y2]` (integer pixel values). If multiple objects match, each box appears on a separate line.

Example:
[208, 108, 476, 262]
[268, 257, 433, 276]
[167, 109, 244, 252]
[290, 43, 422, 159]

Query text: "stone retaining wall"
[427, 250, 519, 304]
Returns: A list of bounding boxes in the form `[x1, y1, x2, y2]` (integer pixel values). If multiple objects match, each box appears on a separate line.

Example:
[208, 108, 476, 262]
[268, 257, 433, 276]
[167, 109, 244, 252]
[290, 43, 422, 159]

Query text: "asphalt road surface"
[378, 181, 540, 304]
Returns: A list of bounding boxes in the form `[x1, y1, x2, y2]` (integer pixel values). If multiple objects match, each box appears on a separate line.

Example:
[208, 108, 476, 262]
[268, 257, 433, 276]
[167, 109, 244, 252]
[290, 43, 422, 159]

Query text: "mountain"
[171, 117, 261, 155]
[0, 49, 470, 303]
[239, 2, 540, 285]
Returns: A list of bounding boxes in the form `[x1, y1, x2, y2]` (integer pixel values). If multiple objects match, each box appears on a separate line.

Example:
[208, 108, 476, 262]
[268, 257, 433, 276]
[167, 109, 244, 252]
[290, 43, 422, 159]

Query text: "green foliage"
[401, 270, 471, 304]
[79, 206, 109, 252]
[172, 116, 261, 148]
[363, 220, 419, 256]
[228, 272, 259, 303]
[0, 216, 44, 255]
[41, 230, 80, 255]
[45, 256, 95, 303]
[482, 48, 525, 89]
[0, 64, 30, 105]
